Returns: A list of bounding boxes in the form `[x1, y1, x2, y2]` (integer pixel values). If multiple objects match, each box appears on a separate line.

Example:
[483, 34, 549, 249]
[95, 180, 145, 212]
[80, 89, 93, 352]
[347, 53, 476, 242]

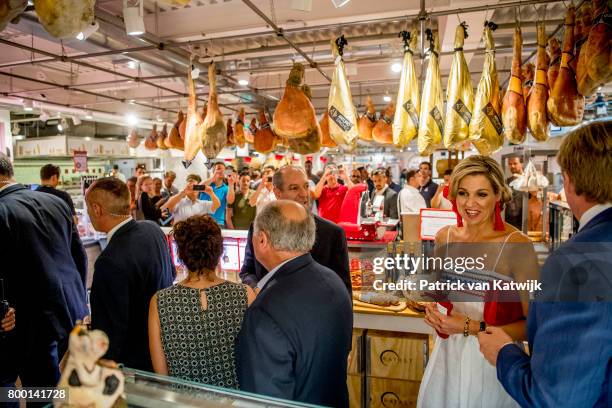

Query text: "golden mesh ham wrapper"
[393, 29, 420, 148]
[417, 29, 444, 156]
[327, 36, 359, 151]
[469, 23, 503, 156]
[443, 23, 474, 150]
[35, 0, 95, 39]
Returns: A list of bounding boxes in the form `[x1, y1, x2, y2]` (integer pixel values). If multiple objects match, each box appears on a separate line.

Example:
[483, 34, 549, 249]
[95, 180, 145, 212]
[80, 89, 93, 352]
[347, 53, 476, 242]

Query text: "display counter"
[121, 367, 322, 407]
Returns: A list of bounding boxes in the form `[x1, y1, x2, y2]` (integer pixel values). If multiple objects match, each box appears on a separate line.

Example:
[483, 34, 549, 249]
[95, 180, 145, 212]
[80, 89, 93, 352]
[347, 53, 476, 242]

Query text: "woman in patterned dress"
[148, 215, 256, 388]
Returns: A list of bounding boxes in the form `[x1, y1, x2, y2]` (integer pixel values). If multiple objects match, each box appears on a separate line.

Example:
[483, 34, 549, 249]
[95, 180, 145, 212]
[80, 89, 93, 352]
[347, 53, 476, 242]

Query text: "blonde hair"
[557, 121, 612, 204]
[449, 155, 512, 206]
[135, 175, 152, 198]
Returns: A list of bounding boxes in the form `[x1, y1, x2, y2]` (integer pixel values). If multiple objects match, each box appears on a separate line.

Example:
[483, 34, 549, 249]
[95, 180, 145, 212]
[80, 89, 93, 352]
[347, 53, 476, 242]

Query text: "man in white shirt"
[110, 165, 126, 182]
[399, 170, 427, 214]
[251, 167, 276, 213]
[161, 175, 220, 223]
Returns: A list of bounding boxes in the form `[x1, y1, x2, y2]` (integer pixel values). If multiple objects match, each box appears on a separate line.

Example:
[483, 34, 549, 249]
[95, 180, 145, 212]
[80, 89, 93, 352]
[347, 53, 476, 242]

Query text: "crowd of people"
[0, 121, 610, 408]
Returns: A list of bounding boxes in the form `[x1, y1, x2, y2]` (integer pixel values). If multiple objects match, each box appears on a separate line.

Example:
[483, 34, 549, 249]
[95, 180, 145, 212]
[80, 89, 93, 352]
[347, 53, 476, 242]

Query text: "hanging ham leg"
[201, 62, 227, 162]
[254, 108, 277, 153]
[235, 107, 246, 148]
[245, 118, 256, 144]
[145, 125, 158, 150]
[373, 102, 395, 145]
[167, 111, 184, 150]
[357, 96, 376, 141]
[226, 118, 235, 147]
[522, 63, 535, 103]
[273, 63, 319, 139]
[577, 0, 611, 96]
[183, 65, 204, 165]
[547, 38, 561, 90]
[502, 26, 527, 145]
[157, 123, 168, 150]
[320, 112, 337, 148]
[547, 5, 585, 126]
[527, 22, 551, 142]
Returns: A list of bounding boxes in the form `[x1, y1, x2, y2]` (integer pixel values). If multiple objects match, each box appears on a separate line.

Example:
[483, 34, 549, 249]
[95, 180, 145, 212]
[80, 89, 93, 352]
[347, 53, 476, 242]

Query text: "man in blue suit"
[236, 200, 353, 408]
[0, 152, 87, 390]
[478, 121, 612, 407]
[86, 177, 174, 371]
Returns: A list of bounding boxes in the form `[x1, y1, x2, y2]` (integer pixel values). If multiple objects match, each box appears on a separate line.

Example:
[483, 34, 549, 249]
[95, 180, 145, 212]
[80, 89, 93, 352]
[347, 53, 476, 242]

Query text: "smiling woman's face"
[455, 174, 498, 227]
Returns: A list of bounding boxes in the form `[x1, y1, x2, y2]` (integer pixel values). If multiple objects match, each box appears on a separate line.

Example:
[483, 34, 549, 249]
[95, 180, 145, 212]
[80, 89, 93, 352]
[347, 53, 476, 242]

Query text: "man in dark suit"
[236, 200, 353, 407]
[240, 165, 351, 294]
[0, 152, 87, 390]
[478, 121, 612, 407]
[360, 168, 399, 221]
[86, 177, 174, 371]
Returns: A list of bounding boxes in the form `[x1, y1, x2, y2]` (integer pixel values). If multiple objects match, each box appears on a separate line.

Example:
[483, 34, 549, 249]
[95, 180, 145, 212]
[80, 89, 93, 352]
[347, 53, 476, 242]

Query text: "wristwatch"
[479, 321, 487, 332]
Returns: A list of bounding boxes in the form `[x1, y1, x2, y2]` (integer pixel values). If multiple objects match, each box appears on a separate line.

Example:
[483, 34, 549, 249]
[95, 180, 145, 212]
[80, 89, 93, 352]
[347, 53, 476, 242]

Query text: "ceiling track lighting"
[123, 0, 145, 36]
[331, 0, 351, 8]
[23, 99, 33, 112]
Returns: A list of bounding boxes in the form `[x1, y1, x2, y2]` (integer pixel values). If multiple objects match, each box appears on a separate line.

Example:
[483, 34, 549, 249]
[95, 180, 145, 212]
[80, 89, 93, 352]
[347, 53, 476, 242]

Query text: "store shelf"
[353, 305, 430, 335]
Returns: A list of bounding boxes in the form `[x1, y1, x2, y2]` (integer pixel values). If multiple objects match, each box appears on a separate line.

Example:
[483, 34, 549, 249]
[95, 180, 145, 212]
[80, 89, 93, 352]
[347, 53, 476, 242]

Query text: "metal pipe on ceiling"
[240, 0, 331, 82]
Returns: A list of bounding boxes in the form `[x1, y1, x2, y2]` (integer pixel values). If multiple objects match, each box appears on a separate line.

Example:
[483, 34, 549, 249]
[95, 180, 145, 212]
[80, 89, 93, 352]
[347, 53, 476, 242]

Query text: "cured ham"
[547, 38, 561, 90]
[320, 112, 337, 148]
[527, 22, 551, 142]
[443, 23, 474, 150]
[235, 108, 246, 148]
[357, 96, 376, 141]
[393, 28, 420, 148]
[327, 35, 359, 150]
[573, 3, 593, 72]
[273, 63, 319, 140]
[373, 102, 395, 145]
[286, 82, 322, 154]
[469, 22, 503, 155]
[166, 111, 184, 150]
[144, 125, 158, 150]
[182, 63, 205, 164]
[245, 118, 256, 144]
[522, 63, 535, 102]
[127, 129, 140, 149]
[502, 26, 527, 145]
[254, 108, 277, 154]
[577, 0, 611, 96]
[34, 0, 95, 39]
[201, 62, 227, 161]
[226, 118, 235, 147]
[417, 29, 444, 155]
[157, 123, 168, 150]
[547, 5, 585, 126]
[0, 1, 27, 32]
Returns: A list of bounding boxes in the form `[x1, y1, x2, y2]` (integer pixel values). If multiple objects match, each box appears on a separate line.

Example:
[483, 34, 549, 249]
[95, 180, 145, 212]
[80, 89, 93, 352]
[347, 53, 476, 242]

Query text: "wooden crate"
[348, 374, 364, 408]
[348, 329, 364, 375]
[366, 330, 428, 381]
[366, 377, 420, 408]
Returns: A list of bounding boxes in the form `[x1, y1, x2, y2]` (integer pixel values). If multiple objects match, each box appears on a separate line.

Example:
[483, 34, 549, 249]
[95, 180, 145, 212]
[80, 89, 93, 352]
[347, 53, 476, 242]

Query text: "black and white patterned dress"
[156, 282, 248, 388]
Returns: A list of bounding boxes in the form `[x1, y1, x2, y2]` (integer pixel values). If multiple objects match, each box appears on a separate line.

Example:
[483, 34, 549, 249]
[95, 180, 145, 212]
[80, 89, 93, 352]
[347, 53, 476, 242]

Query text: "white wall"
[0, 109, 13, 160]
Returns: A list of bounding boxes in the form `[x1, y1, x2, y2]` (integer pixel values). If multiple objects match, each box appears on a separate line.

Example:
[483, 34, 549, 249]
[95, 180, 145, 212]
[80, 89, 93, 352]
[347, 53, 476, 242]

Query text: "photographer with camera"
[313, 163, 353, 224]
[250, 166, 277, 214]
[161, 174, 220, 224]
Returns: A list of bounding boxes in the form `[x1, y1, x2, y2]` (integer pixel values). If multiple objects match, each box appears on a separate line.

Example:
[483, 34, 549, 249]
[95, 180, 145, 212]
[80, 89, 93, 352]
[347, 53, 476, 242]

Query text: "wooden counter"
[353, 304, 432, 335]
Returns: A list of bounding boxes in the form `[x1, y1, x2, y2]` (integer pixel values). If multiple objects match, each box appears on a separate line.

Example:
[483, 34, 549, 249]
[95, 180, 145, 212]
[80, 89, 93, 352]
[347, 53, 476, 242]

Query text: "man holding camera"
[313, 163, 353, 224]
[161, 174, 220, 224]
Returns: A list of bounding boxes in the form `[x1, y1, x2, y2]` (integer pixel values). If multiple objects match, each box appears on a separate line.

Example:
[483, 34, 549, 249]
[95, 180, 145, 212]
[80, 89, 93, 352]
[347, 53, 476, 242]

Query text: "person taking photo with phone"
[313, 163, 353, 224]
[161, 174, 220, 224]
[250, 166, 276, 214]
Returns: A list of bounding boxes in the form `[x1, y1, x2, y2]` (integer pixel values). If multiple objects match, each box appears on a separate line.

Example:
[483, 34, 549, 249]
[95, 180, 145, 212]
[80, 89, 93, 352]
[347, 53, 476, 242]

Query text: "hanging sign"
[73, 150, 88, 172]
[419, 209, 457, 240]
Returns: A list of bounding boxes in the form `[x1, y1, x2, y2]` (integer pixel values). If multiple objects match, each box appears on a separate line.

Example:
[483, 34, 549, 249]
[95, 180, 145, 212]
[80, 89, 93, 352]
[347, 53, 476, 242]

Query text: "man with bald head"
[239, 165, 351, 294]
[236, 200, 352, 407]
[86, 177, 174, 371]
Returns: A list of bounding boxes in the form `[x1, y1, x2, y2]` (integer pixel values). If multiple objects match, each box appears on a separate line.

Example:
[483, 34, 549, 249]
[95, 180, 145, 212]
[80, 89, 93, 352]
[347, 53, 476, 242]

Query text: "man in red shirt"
[313, 164, 353, 223]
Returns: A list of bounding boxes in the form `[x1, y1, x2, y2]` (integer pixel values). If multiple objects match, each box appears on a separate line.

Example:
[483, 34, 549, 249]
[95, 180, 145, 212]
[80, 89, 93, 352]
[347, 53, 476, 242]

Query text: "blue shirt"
[199, 182, 228, 226]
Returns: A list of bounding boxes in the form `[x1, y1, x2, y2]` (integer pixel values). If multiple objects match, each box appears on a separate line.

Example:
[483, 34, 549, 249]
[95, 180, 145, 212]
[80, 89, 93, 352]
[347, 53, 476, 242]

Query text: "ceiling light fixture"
[126, 113, 139, 126]
[127, 61, 137, 69]
[39, 111, 49, 122]
[331, 0, 351, 7]
[391, 62, 402, 73]
[85, 111, 93, 120]
[76, 20, 99, 40]
[57, 123, 63, 132]
[123, 0, 145, 36]
[238, 79, 249, 86]
[23, 100, 33, 112]
[383, 94, 392, 103]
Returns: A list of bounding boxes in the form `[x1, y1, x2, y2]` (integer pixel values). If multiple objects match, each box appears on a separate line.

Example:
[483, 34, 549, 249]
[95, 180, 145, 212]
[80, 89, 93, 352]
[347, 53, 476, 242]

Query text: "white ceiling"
[0, 0, 604, 129]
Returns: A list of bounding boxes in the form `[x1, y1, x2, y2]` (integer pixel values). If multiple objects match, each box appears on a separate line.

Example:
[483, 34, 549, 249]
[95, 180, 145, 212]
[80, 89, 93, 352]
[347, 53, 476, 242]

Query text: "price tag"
[419, 209, 457, 241]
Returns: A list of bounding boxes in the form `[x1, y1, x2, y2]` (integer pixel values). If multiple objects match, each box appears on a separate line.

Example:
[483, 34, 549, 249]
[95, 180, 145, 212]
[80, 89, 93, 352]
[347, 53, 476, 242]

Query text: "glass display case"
[121, 367, 323, 407]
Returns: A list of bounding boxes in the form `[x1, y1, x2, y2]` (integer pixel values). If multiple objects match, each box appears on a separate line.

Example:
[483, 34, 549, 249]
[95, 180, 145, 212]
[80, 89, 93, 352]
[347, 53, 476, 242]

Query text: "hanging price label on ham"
[73, 150, 88, 173]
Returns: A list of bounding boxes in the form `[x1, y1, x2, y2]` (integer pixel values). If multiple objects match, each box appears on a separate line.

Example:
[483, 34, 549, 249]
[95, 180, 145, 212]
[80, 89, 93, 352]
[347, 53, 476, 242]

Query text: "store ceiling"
[0, 0, 607, 129]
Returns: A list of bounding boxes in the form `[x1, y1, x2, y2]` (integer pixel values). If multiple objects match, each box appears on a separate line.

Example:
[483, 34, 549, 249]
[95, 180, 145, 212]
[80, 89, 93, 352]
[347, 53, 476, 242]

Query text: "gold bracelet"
[463, 316, 471, 337]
